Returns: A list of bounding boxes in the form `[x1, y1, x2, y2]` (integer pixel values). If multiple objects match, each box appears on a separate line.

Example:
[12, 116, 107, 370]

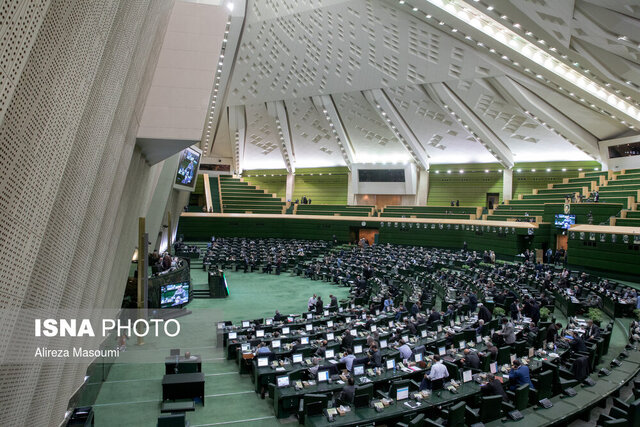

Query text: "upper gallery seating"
[219, 176, 286, 214]
[379, 205, 481, 220]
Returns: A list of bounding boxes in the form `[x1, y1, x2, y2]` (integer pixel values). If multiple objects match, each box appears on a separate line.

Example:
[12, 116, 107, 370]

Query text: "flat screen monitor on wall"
[173, 146, 202, 191]
[554, 214, 576, 229]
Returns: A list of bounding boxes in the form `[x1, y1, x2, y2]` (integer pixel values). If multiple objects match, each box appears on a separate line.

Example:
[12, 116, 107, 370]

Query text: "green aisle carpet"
[91, 271, 350, 427]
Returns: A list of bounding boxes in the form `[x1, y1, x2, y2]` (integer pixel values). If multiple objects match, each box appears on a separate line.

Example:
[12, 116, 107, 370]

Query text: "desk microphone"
[174, 355, 179, 374]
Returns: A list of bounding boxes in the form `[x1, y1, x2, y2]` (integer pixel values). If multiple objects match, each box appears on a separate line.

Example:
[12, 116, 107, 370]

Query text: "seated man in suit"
[461, 348, 481, 370]
[481, 373, 508, 401]
[338, 377, 356, 404]
[567, 330, 587, 353]
[508, 359, 534, 391]
[584, 319, 600, 341]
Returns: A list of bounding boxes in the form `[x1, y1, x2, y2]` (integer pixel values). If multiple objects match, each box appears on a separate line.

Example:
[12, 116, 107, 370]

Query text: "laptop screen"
[242, 321, 250, 328]
[292, 353, 303, 363]
[438, 347, 446, 356]
[396, 386, 409, 401]
[371, 325, 377, 332]
[463, 370, 472, 383]
[402, 335, 409, 343]
[276, 375, 289, 387]
[306, 324, 313, 331]
[307, 313, 313, 319]
[386, 359, 396, 370]
[326, 332, 334, 341]
[353, 365, 365, 376]
[272, 340, 281, 349]
[241, 343, 250, 351]
[414, 353, 423, 362]
[256, 330, 264, 337]
[265, 318, 273, 325]
[258, 357, 268, 367]
[282, 327, 290, 335]
[327, 321, 334, 328]
[421, 330, 427, 338]
[353, 345, 363, 354]
[317, 370, 329, 382]
[325, 349, 335, 359]
[350, 329, 357, 337]
[300, 337, 309, 345]
[228, 332, 237, 339]
[380, 340, 388, 349]
[459, 340, 466, 349]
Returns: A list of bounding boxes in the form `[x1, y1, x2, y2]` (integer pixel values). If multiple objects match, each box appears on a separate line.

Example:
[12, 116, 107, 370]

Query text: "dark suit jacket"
[585, 325, 600, 340]
[464, 352, 481, 369]
[340, 385, 355, 403]
[478, 306, 492, 323]
[482, 379, 508, 401]
[342, 333, 354, 350]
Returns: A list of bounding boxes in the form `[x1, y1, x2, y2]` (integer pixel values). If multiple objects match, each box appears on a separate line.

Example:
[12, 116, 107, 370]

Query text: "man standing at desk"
[339, 349, 356, 372]
[339, 377, 355, 404]
[396, 340, 412, 361]
[420, 355, 449, 390]
[308, 294, 317, 312]
[500, 318, 516, 345]
[508, 359, 534, 390]
[342, 329, 354, 351]
[368, 344, 382, 368]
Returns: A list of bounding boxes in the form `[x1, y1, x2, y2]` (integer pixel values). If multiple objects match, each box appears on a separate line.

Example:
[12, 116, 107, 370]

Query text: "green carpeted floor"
[89, 268, 634, 426]
[91, 271, 350, 427]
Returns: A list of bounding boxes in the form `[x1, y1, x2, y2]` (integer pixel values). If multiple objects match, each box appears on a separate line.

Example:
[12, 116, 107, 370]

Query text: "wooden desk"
[164, 355, 202, 375]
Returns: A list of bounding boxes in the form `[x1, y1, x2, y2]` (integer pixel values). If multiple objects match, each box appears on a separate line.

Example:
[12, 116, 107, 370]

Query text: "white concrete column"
[416, 169, 429, 205]
[347, 172, 355, 205]
[503, 168, 513, 201]
[286, 173, 294, 202]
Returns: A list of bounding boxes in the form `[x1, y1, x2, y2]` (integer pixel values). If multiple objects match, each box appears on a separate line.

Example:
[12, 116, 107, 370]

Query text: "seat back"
[443, 361, 459, 381]
[480, 395, 503, 422]
[513, 383, 529, 410]
[497, 346, 511, 365]
[447, 400, 466, 426]
[536, 370, 553, 400]
[353, 383, 373, 408]
[303, 393, 328, 417]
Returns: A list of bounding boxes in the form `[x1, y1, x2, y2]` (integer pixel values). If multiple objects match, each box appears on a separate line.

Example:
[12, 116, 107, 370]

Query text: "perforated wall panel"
[0, 0, 174, 425]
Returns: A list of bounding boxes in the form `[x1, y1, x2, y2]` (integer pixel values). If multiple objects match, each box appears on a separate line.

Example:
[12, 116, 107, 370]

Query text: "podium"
[208, 269, 229, 298]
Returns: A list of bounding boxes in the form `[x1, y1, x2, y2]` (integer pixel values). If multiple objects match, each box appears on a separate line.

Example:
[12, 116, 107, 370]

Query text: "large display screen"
[554, 214, 576, 229]
[160, 282, 190, 308]
[174, 146, 202, 191]
[358, 169, 405, 182]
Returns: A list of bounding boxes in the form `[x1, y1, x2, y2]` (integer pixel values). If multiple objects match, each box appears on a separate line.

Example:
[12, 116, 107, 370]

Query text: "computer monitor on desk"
[317, 370, 329, 382]
[325, 349, 335, 359]
[228, 332, 237, 340]
[490, 362, 497, 374]
[256, 330, 264, 338]
[300, 336, 309, 345]
[380, 340, 388, 349]
[438, 346, 446, 356]
[353, 365, 365, 376]
[276, 375, 290, 388]
[386, 359, 396, 371]
[305, 324, 313, 331]
[326, 332, 334, 341]
[272, 340, 281, 349]
[353, 345, 363, 354]
[242, 321, 250, 328]
[282, 327, 290, 335]
[257, 357, 269, 367]
[265, 318, 273, 326]
[292, 353, 303, 364]
[396, 386, 409, 401]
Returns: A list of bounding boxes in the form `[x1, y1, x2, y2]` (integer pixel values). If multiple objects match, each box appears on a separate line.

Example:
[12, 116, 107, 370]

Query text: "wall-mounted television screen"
[160, 282, 190, 308]
[554, 214, 576, 229]
[173, 146, 202, 191]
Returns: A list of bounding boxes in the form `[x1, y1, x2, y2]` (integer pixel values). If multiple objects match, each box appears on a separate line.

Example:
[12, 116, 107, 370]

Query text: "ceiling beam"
[427, 82, 514, 169]
[267, 101, 295, 174]
[227, 105, 246, 174]
[201, 2, 246, 156]
[311, 95, 355, 168]
[493, 75, 601, 161]
[362, 89, 430, 170]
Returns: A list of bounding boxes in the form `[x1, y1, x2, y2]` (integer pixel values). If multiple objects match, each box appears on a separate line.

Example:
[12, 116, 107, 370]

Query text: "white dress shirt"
[428, 361, 449, 380]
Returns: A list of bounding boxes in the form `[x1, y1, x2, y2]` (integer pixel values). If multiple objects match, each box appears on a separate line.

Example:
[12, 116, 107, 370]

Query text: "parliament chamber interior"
[2, 1, 640, 426]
